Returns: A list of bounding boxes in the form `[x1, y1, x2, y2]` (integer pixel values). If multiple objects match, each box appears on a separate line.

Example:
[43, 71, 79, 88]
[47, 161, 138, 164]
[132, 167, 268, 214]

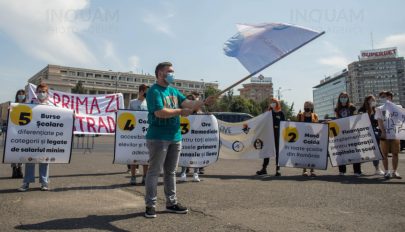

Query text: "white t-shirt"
[375, 102, 403, 120]
[128, 99, 147, 111]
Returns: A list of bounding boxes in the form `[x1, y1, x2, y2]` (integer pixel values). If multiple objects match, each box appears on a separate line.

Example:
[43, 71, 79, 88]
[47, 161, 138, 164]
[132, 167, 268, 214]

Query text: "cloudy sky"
[0, 0, 404, 112]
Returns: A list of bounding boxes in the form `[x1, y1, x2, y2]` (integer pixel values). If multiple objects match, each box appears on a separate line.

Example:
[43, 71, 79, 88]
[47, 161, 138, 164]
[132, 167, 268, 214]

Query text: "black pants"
[262, 134, 279, 171]
[339, 163, 361, 174]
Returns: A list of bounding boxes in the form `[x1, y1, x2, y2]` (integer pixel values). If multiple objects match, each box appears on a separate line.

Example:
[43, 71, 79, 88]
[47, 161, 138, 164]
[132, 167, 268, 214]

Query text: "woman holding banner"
[11, 89, 26, 179]
[256, 98, 284, 176]
[18, 83, 52, 191]
[334, 92, 362, 176]
[297, 101, 318, 176]
[358, 95, 384, 176]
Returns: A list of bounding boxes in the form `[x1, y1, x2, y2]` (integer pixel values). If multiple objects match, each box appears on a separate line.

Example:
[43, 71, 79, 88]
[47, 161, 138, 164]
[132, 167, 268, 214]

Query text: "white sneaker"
[375, 169, 384, 175]
[192, 173, 200, 182]
[18, 183, 29, 192]
[392, 171, 402, 179]
[179, 173, 187, 182]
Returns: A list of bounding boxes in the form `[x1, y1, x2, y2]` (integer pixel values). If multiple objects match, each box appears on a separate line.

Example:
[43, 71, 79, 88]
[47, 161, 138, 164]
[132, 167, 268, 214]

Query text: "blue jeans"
[23, 163, 49, 186]
[145, 140, 181, 208]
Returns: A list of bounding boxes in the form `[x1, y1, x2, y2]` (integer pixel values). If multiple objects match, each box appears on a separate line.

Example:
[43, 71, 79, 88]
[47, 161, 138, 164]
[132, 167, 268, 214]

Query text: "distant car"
[212, 112, 254, 123]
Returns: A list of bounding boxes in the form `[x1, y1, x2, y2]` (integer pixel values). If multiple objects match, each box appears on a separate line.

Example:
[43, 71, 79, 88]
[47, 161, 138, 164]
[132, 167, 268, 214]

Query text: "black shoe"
[275, 172, 281, 176]
[198, 167, 205, 175]
[166, 203, 188, 214]
[145, 207, 156, 218]
[256, 169, 267, 175]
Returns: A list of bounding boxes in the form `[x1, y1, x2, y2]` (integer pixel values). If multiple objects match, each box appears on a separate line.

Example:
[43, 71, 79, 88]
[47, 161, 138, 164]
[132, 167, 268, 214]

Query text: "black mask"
[304, 108, 311, 113]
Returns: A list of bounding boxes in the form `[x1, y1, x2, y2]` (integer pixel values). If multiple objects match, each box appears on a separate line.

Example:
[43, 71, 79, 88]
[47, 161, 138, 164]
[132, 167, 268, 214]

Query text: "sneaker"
[40, 185, 49, 191]
[192, 173, 200, 182]
[310, 172, 316, 177]
[302, 171, 309, 177]
[375, 169, 385, 176]
[392, 172, 402, 179]
[384, 171, 391, 179]
[141, 176, 146, 185]
[144, 206, 156, 218]
[179, 173, 187, 182]
[256, 169, 267, 175]
[198, 167, 205, 175]
[166, 203, 188, 214]
[130, 176, 136, 185]
[275, 172, 281, 176]
[339, 172, 345, 176]
[354, 173, 362, 177]
[18, 183, 29, 192]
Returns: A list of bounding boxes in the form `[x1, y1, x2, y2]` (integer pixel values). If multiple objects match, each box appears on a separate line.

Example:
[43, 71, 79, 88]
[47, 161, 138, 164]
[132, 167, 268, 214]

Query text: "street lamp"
[115, 72, 121, 93]
[276, 87, 292, 100]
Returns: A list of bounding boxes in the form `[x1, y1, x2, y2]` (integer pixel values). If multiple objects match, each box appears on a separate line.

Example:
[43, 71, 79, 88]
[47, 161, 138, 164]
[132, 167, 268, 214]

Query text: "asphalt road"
[1, 135, 405, 232]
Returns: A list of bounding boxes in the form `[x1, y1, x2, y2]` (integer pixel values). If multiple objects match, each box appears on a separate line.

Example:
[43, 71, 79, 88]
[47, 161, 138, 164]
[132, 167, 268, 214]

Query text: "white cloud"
[318, 56, 349, 68]
[128, 55, 140, 69]
[0, 0, 98, 66]
[142, 13, 175, 37]
[377, 33, 405, 55]
[317, 41, 349, 69]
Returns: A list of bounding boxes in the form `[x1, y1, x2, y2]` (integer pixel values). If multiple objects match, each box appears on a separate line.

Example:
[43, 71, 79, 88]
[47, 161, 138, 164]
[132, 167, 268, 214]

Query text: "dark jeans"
[339, 163, 361, 174]
[262, 135, 279, 171]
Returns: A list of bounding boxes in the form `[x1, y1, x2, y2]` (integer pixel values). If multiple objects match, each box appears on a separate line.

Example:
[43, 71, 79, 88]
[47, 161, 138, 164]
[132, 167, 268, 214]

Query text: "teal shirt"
[146, 83, 186, 142]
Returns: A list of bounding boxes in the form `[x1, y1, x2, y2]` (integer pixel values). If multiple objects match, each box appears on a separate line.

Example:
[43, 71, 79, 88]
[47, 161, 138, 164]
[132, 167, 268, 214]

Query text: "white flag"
[224, 23, 324, 74]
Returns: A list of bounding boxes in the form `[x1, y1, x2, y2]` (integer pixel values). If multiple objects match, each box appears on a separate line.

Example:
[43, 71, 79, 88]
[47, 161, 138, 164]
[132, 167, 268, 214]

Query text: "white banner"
[3, 103, 74, 164]
[114, 111, 220, 167]
[28, 83, 124, 134]
[328, 114, 383, 166]
[377, 101, 405, 140]
[218, 111, 275, 159]
[278, 121, 329, 170]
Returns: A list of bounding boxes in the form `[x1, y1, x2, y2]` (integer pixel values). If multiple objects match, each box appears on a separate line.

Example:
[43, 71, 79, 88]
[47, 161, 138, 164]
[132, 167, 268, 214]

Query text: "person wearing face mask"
[375, 91, 402, 179]
[296, 101, 319, 176]
[127, 84, 150, 186]
[143, 62, 217, 218]
[358, 95, 384, 176]
[334, 92, 362, 176]
[18, 83, 52, 192]
[11, 89, 26, 179]
[256, 97, 285, 176]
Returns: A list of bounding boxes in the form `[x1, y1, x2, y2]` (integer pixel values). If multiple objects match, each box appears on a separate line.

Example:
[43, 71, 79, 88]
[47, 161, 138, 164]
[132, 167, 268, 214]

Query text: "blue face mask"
[165, 72, 175, 84]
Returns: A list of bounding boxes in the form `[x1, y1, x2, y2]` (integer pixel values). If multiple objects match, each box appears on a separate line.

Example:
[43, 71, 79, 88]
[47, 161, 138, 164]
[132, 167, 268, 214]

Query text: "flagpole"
[215, 31, 325, 97]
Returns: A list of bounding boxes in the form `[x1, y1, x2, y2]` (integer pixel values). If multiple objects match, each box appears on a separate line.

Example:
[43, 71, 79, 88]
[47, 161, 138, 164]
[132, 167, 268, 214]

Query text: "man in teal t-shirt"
[144, 62, 216, 218]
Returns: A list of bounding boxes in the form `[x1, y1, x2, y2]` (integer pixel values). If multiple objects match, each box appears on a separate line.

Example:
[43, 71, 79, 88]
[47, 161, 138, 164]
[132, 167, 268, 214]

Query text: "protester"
[296, 101, 318, 176]
[128, 84, 149, 185]
[358, 95, 384, 176]
[144, 62, 216, 218]
[375, 91, 402, 179]
[334, 92, 362, 176]
[179, 94, 201, 182]
[11, 89, 26, 179]
[18, 83, 52, 191]
[256, 97, 284, 176]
